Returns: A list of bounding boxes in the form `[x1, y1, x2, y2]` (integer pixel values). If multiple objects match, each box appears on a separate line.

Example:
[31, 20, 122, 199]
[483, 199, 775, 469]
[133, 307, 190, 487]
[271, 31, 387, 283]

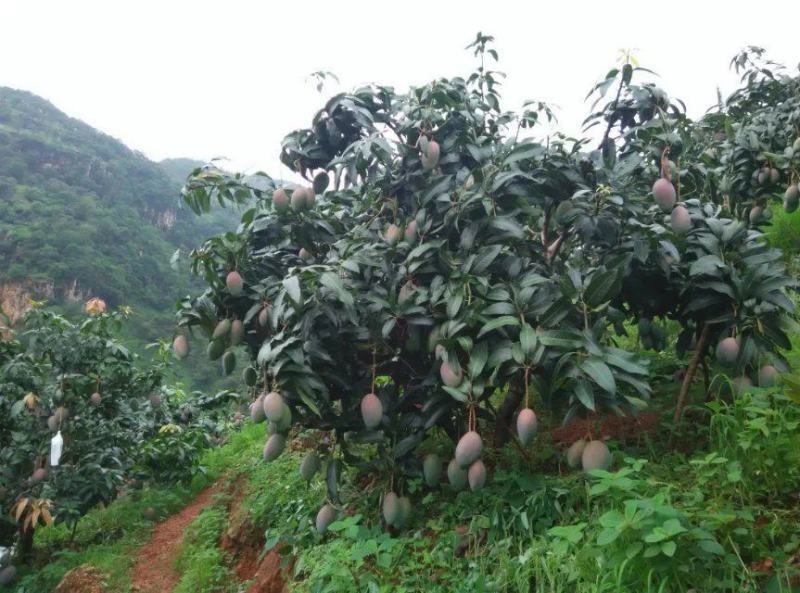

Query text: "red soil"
[130, 484, 221, 593]
[53, 564, 109, 593]
[550, 412, 659, 447]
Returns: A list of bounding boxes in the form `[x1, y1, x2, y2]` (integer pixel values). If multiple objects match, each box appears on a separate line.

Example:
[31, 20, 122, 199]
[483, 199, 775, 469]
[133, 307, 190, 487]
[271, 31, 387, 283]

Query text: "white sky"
[3, 0, 799, 178]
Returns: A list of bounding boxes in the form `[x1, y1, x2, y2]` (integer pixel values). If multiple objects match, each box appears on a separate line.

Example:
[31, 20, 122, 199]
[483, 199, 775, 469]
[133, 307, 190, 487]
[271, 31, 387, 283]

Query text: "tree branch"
[673, 324, 710, 423]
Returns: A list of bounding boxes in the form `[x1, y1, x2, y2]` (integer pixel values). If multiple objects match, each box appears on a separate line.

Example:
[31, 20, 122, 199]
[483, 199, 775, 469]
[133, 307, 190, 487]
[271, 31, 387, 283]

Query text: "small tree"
[0, 304, 164, 556]
[178, 37, 797, 527]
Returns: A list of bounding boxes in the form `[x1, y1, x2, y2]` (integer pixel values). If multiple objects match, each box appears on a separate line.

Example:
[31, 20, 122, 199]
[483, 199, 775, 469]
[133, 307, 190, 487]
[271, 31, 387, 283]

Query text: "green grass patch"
[173, 505, 233, 593]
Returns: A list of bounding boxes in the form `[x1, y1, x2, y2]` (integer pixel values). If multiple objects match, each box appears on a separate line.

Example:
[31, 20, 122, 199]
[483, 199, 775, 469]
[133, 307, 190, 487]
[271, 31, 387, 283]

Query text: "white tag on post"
[50, 430, 63, 467]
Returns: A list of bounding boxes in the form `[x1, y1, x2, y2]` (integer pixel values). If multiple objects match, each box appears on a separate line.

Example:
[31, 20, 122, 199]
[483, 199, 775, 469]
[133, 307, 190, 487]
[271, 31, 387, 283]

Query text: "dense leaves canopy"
[178, 39, 798, 506]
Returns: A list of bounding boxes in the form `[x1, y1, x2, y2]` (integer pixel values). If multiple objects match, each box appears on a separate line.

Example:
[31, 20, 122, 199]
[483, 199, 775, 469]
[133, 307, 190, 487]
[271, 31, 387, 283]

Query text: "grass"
[6, 356, 800, 593]
[173, 506, 233, 593]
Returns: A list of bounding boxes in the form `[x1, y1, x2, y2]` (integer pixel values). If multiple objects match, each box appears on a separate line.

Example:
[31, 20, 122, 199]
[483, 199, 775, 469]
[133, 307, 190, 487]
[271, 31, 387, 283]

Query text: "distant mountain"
[159, 157, 207, 186]
[0, 87, 241, 387]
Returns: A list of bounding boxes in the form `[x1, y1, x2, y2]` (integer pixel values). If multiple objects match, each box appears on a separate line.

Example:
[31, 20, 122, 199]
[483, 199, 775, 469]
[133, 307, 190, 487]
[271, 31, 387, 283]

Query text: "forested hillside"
[0, 87, 240, 386]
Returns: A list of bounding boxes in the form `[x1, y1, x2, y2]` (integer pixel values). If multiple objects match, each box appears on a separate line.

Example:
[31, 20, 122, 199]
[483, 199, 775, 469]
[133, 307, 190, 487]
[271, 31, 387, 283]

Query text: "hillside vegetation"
[0, 87, 240, 387]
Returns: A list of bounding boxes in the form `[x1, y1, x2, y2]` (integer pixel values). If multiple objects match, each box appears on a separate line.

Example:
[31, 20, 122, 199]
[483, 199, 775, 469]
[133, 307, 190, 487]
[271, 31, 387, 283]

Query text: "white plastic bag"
[50, 430, 63, 467]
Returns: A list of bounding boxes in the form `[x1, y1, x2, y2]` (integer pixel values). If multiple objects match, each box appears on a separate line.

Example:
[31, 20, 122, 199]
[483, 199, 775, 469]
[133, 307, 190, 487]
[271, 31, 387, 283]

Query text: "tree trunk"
[18, 524, 34, 560]
[494, 378, 522, 448]
[673, 324, 710, 423]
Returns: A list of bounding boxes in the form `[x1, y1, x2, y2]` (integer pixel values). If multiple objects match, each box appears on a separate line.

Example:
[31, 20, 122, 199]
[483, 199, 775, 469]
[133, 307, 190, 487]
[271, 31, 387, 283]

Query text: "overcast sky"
[3, 1, 799, 178]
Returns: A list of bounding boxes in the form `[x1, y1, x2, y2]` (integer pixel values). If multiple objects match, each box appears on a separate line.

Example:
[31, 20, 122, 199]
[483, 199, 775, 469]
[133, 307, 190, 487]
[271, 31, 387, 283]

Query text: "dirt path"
[130, 484, 221, 593]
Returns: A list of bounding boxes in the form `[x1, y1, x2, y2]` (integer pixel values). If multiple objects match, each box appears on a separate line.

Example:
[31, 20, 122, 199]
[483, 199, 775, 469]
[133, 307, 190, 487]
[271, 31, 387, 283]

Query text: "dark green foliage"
[176, 39, 797, 527]
[0, 307, 164, 547]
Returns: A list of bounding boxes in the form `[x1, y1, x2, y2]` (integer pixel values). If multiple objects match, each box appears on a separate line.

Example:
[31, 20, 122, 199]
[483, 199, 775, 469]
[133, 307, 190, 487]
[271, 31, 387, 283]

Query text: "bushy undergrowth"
[6, 392, 797, 593]
[231, 390, 799, 593]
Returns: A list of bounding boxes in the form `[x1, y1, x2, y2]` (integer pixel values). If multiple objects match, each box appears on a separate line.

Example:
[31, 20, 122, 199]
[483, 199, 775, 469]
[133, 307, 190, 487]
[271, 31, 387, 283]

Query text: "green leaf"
[471, 244, 503, 274]
[661, 541, 677, 557]
[468, 342, 488, 377]
[690, 255, 725, 277]
[283, 276, 302, 306]
[520, 323, 537, 356]
[584, 268, 620, 308]
[477, 315, 519, 338]
[580, 358, 616, 394]
[443, 386, 468, 402]
[575, 380, 596, 411]
[320, 272, 353, 306]
[597, 528, 620, 546]
[537, 330, 582, 349]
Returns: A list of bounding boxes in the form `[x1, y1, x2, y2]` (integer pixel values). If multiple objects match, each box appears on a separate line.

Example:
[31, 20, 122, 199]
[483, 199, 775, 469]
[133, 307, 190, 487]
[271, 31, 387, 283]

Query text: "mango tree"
[0, 305, 164, 557]
[177, 37, 797, 529]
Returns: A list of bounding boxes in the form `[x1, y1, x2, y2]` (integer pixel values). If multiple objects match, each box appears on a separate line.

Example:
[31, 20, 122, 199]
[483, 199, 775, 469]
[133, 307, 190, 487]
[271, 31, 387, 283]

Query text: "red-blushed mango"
[652, 178, 676, 212]
[263, 433, 286, 462]
[395, 496, 412, 527]
[749, 206, 763, 224]
[291, 187, 309, 212]
[770, 167, 780, 184]
[758, 169, 768, 185]
[226, 271, 243, 296]
[384, 223, 402, 246]
[53, 406, 68, 423]
[213, 319, 231, 340]
[299, 247, 312, 262]
[173, 335, 189, 359]
[421, 140, 440, 170]
[516, 408, 538, 446]
[316, 503, 337, 534]
[468, 459, 487, 491]
[581, 440, 612, 472]
[447, 458, 468, 490]
[31, 468, 47, 482]
[566, 439, 586, 469]
[440, 361, 463, 387]
[150, 394, 162, 407]
[305, 188, 316, 209]
[759, 364, 779, 387]
[670, 205, 692, 234]
[423, 453, 442, 487]
[258, 306, 269, 328]
[277, 403, 292, 432]
[300, 451, 320, 482]
[230, 319, 244, 345]
[251, 394, 266, 423]
[263, 391, 285, 422]
[90, 392, 102, 406]
[273, 188, 289, 213]
[47, 415, 58, 432]
[0, 566, 17, 586]
[404, 220, 418, 243]
[716, 337, 739, 366]
[360, 393, 383, 429]
[455, 431, 482, 468]
[382, 491, 400, 524]
[784, 185, 799, 213]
